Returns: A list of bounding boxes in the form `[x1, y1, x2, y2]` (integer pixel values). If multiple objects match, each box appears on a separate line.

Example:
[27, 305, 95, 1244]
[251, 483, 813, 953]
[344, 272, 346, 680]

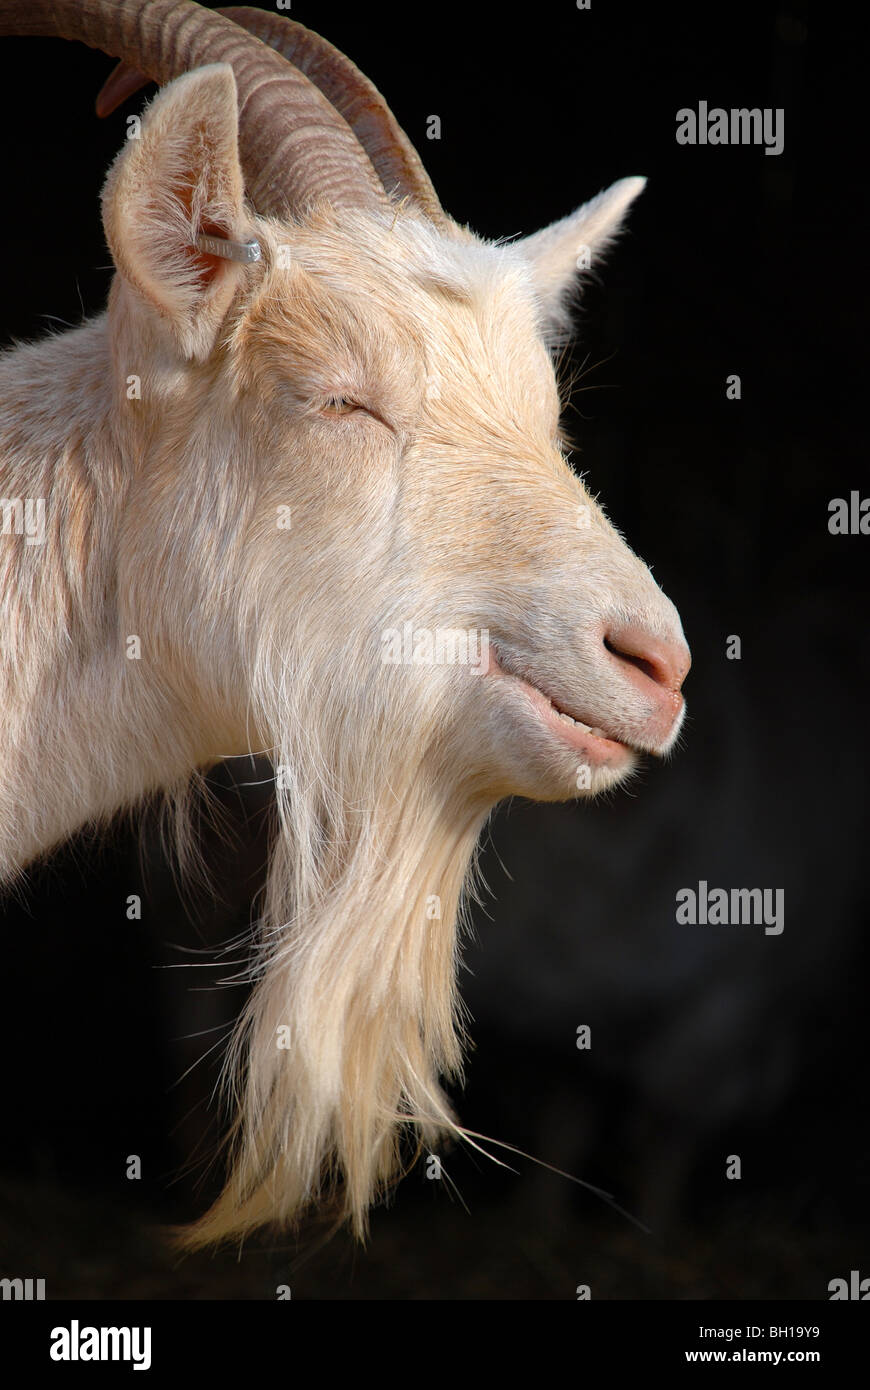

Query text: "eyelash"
[321, 395, 361, 416]
[318, 395, 395, 437]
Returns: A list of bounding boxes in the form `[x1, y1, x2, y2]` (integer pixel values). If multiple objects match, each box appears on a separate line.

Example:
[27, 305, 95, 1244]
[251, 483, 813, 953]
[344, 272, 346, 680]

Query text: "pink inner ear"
[173, 160, 229, 289]
[155, 158, 229, 287]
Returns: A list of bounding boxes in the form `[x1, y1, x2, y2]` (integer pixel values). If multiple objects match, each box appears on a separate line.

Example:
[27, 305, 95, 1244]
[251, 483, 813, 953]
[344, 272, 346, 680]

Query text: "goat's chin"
[450, 689, 640, 804]
[494, 731, 639, 804]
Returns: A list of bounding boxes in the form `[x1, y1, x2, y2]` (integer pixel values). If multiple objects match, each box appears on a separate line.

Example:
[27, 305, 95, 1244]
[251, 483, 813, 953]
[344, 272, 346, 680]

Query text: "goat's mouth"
[486, 646, 637, 770]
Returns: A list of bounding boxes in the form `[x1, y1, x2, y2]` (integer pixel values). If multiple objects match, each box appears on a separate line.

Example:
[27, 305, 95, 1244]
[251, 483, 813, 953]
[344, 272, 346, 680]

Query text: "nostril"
[604, 623, 691, 694]
[603, 635, 660, 686]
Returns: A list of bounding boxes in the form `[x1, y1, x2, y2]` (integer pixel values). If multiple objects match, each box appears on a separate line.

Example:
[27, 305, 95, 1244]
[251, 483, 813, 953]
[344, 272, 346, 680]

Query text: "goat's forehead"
[250, 211, 559, 421]
[266, 211, 546, 340]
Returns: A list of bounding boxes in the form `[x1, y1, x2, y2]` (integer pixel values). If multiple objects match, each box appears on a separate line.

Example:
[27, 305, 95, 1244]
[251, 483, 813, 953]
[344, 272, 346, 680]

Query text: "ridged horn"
[0, 0, 390, 217]
[219, 8, 444, 222]
[96, 6, 445, 223]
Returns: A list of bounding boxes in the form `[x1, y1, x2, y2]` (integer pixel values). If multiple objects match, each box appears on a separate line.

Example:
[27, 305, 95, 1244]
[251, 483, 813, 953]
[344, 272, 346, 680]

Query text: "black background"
[1, 0, 867, 1300]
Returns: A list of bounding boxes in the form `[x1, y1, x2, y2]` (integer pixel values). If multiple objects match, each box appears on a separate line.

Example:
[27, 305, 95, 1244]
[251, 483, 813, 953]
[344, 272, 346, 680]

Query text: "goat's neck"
[0, 316, 210, 877]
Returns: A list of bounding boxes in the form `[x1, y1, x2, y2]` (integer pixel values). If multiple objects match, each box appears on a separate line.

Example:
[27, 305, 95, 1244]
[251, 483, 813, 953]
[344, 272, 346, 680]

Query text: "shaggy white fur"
[0, 64, 687, 1246]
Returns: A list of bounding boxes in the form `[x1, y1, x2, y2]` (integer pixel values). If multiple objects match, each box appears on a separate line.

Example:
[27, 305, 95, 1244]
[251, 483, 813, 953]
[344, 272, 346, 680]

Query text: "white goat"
[0, 0, 690, 1247]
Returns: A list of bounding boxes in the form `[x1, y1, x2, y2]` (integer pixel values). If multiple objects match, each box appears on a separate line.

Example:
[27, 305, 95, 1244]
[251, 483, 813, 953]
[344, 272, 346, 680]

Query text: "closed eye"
[321, 395, 360, 416]
[319, 395, 396, 434]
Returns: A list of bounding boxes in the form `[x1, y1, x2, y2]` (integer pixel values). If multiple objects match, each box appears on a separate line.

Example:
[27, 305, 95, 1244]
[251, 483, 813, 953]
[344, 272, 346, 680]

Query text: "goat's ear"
[518, 176, 646, 335]
[101, 64, 252, 363]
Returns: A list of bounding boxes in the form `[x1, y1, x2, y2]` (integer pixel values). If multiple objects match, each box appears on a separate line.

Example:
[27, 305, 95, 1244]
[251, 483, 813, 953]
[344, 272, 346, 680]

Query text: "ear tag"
[194, 233, 261, 263]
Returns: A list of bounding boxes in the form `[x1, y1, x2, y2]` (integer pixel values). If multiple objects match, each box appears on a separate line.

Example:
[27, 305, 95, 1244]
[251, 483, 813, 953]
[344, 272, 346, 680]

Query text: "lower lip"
[494, 666, 635, 769]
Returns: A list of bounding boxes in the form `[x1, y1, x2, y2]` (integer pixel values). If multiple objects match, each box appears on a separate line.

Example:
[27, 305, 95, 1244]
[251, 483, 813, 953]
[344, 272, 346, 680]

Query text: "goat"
[0, 0, 690, 1248]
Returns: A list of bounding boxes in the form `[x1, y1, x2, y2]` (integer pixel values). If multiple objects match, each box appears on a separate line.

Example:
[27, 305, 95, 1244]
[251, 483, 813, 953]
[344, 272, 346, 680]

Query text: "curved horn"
[219, 8, 444, 223]
[95, 7, 445, 223]
[0, 0, 390, 217]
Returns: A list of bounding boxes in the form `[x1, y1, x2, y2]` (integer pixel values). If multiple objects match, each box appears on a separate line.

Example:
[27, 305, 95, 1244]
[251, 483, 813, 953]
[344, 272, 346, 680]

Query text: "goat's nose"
[604, 621, 691, 696]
